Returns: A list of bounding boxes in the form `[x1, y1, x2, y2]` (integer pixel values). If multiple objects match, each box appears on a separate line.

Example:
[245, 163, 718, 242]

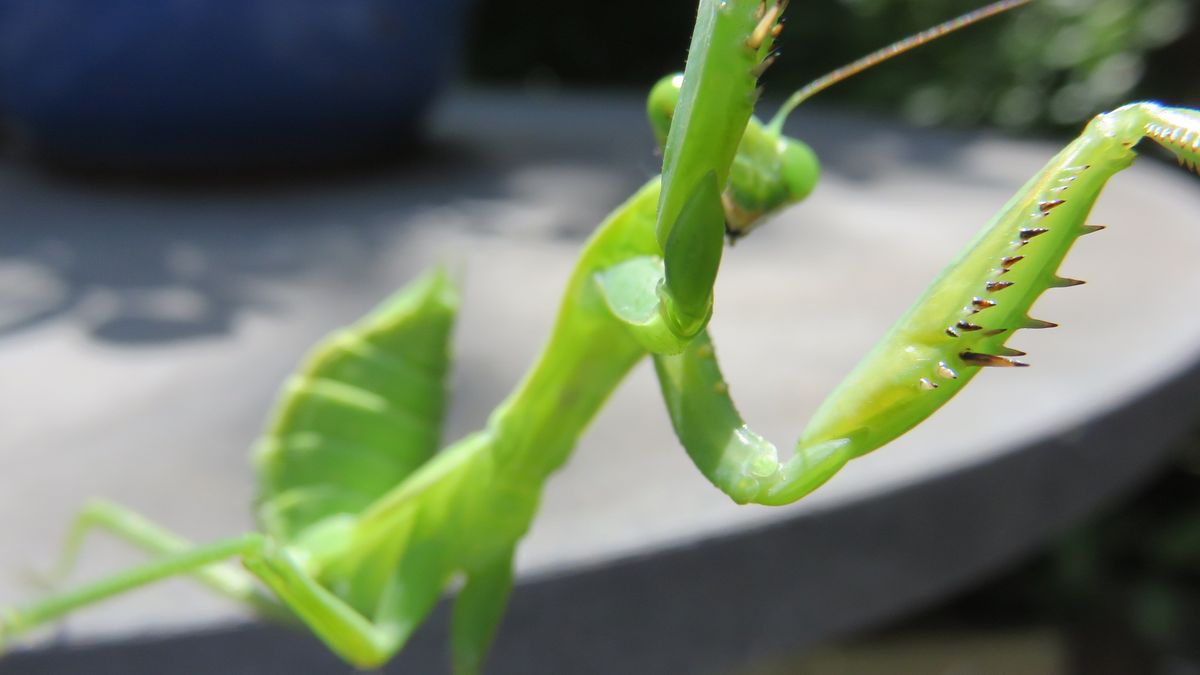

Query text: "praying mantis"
[3, 0, 1200, 672]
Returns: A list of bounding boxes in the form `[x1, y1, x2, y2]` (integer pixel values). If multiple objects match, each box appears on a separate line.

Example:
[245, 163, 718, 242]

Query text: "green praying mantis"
[4, 0, 1200, 672]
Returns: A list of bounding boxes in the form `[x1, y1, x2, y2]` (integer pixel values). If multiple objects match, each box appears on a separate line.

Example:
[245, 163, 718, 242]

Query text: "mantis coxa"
[3, 0, 1199, 672]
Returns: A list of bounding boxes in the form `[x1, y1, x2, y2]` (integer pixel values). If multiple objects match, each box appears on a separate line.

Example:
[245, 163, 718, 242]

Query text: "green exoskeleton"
[3, 0, 1199, 672]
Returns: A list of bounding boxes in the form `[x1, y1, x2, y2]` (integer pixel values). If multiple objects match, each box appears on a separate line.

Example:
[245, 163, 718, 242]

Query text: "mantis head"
[648, 72, 821, 240]
[647, 0, 1029, 241]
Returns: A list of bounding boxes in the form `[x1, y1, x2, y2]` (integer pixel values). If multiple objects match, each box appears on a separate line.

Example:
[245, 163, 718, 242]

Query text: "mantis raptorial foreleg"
[594, 0, 775, 351]
[655, 102, 1200, 505]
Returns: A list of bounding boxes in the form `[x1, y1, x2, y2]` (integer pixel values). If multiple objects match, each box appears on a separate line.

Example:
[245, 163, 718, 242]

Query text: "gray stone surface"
[2, 89, 1200, 669]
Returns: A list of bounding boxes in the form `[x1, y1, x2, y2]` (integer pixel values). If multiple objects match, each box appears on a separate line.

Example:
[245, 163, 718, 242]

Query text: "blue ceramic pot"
[0, 0, 470, 169]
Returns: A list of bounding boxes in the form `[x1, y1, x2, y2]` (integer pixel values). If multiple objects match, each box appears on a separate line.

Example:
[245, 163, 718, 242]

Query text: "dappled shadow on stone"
[0, 137, 504, 346]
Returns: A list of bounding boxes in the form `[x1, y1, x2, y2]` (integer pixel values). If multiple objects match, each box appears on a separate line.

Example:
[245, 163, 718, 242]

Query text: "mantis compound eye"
[777, 137, 820, 203]
[647, 73, 685, 148]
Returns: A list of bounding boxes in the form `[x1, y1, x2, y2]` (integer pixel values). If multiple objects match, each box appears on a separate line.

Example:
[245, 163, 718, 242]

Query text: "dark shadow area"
[465, 0, 1200, 133]
[750, 440, 1200, 675]
[0, 617, 450, 675]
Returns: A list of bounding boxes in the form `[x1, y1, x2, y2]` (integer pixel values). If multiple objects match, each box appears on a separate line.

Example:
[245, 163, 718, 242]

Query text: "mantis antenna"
[765, 0, 1032, 135]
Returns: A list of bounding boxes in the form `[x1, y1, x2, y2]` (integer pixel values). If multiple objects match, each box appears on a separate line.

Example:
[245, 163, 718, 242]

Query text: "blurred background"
[2, 0, 1200, 673]
[466, 0, 1198, 131]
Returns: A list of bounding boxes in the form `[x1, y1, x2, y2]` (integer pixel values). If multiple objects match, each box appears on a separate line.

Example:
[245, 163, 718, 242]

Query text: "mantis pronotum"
[3, 0, 1199, 672]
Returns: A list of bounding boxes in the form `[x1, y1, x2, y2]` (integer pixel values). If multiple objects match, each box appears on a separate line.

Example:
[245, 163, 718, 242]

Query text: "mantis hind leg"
[42, 499, 282, 618]
[4, 530, 430, 670]
[1, 533, 266, 650]
[451, 549, 516, 675]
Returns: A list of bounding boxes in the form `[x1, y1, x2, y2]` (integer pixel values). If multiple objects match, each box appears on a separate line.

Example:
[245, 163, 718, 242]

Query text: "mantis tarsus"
[3, 0, 1199, 671]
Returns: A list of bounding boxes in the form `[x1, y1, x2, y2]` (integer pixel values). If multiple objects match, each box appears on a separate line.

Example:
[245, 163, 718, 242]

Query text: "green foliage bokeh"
[466, 0, 1197, 131]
